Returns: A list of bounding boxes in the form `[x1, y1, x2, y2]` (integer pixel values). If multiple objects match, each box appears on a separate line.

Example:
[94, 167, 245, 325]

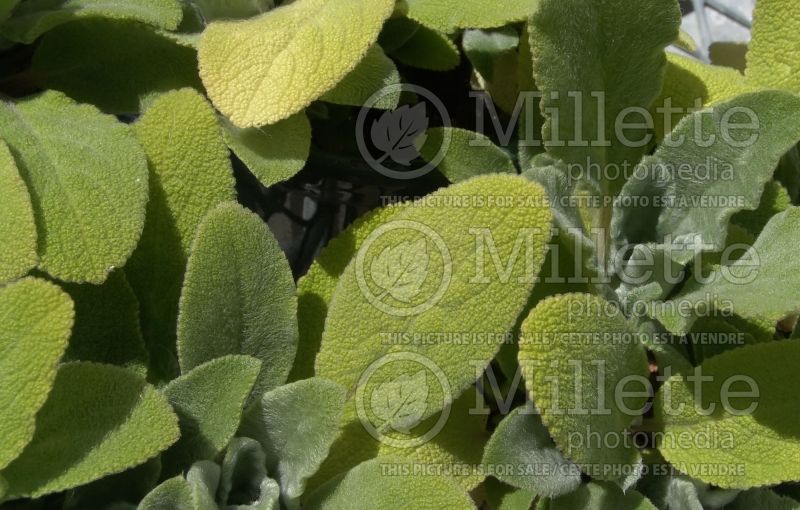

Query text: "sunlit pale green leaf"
[198, 0, 395, 127]
[2, 362, 180, 499]
[746, 0, 800, 93]
[0, 140, 37, 284]
[519, 293, 650, 484]
[399, 0, 532, 33]
[0, 277, 72, 471]
[222, 113, 311, 188]
[305, 457, 475, 509]
[322, 45, 400, 110]
[656, 340, 800, 488]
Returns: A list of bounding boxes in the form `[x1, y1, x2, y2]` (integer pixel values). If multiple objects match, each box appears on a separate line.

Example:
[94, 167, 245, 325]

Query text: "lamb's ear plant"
[1, 0, 800, 508]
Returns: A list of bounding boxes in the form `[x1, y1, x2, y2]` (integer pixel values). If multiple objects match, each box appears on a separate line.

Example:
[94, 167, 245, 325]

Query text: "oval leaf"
[177, 202, 298, 398]
[198, 0, 395, 127]
[0, 91, 149, 283]
[0, 140, 37, 284]
[1, 362, 180, 499]
[0, 277, 73, 471]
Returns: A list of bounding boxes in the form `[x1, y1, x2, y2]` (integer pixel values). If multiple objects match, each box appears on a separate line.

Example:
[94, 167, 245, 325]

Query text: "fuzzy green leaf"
[161, 355, 260, 476]
[240, 378, 346, 506]
[177, 202, 298, 397]
[655, 340, 800, 489]
[138, 477, 194, 510]
[316, 175, 552, 419]
[399, 0, 532, 33]
[1, 362, 180, 499]
[614, 91, 800, 254]
[518, 293, 650, 484]
[482, 406, 581, 498]
[746, 0, 800, 94]
[218, 437, 280, 510]
[462, 27, 519, 79]
[0, 0, 182, 43]
[290, 202, 410, 381]
[0, 277, 73, 471]
[0, 140, 37, 284]
[485, 478, 535, 510]
[416, 127, 516, 183]
[652, 207, 800, 335]
[729, 488, 800, 510]
[32, 20, 202, 114]
[310, 386, 489, 493]
[0, 91, 149, 284]
[304, 457, 475, 509]
[198, 0, 395, 127]
[544, 482, 657, 510]
[322, 45, 401, 110]
[62, 271, 149, 375]
[127, 88, 235, 382]
[732, 180, 791, 237]
[63, 458, 161, 510]
[530, 0, 680, 195]
[387, 21, 460, 71]
[222, 113, 311, 188]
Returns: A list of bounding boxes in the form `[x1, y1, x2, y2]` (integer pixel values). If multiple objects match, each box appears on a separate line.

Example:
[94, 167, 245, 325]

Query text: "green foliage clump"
[1, 0, 800, 509]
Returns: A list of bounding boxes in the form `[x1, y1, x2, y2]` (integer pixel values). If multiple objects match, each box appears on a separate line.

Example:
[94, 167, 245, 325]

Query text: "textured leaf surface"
[62, 271, 148, 375]
[322, 45, 400, 110]
[485, 478, 535, 510]
[63, 457, 161, 510]
[222, 113, 311, 188]
[0, 140, 37, 283]
[127, 88, 235, 382]
[519, 293, 650, 482]
[732, 180, 791, 237]
[177, 202, 298, 397]
[482, 406, 581, 497]
[387, 22, 460, 71]
[614, 91, 800, 253]
[0, 0, 182, 43]
[316, 175, 552, 418]
[32, 20, 201, 114]
[417, 127, 516, 183]
[305, 457, 474, 510]
[161, 355, 260, 475]
[530, 0, 680, 194]
[2, 362, 180, 499]
[199, 0, 394, 127]
[400, 0, 532, 33]
[653, 207, 800, 334]
[729, 488, 800, 510]
[240, 378, 346, 505]
[138, 477, 194, 510]
[0, 91, 148, 283]
[0, 277, 72, 471]
[311, 385, 489, 493]
[545, 482, 657, 510]
[656, 340, 800, 488]
[218, 437, 281, 510]
[746, 0, 800, 93]
[291, 203, 409, 381]
[653, 53, 750, 141]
